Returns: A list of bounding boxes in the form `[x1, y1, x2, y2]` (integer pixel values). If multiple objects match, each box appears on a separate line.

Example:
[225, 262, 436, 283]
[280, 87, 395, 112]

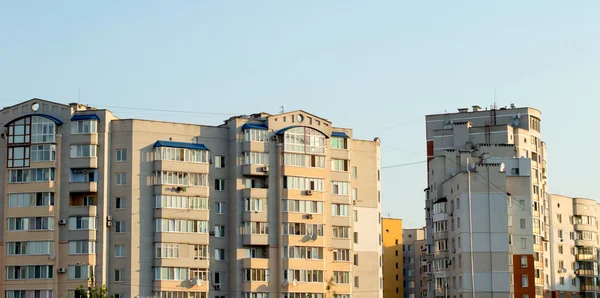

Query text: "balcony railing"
[576, 254, 598, 262]
[580, 285, 599, 292]
[576, 269, 599, 277]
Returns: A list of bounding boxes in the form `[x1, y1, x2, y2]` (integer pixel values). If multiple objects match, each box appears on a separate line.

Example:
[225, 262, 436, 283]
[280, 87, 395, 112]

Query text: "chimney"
[472, 105, 482, 112]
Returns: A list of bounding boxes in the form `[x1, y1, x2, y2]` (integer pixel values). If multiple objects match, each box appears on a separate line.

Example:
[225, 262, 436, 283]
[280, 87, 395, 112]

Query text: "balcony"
[243, 188, 268, 199]
[432, 212, 449, 222]
[155, 257, 209, 269]
[534, 260, 544, 268]
[433, 250, 449, 260]
[154, 208, 209, 221]
[154, 233, 209, 245]
[154, 185, 208, 197]
[576, 254, 598, 262]
[153, 160, 209, 174]
[242, 258, 269, 269]
[243, 164, 269, 176]
[433, 231, 448, 240]
[70, 133, 98, 145]
[68, 230, 97, 241]
[242, 141, 268, 153]
[242, 211, 268, 222]
[576, 269, 599, 277]
[580, 285, 599, 292]
[153, 280, 209, 292]
[70, 157, 98, 169]
[242, 281, 270, 293]
[575, 224, 596, 232]
[70, 182, 97, 193]
[68, 205, 97, 217]
[5, 205, 54, 217]
[242, 234, 269, 246]
[575, 239, 597, 247]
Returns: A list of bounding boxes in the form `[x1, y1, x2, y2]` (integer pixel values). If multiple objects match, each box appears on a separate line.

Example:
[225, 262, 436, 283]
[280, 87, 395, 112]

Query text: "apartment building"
[547, 195, 600, 298]
[383, 218, 403, 298]
[0, 98, 383, 298]
[424, 105, 548, 298]
[402, 228, 426, 298]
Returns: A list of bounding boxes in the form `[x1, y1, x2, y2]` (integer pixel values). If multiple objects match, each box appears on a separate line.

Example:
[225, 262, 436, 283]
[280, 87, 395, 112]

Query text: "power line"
[381, 161, 426, 169]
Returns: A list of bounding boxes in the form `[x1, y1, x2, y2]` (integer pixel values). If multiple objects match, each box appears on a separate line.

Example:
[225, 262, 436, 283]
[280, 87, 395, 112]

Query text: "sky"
[1, 1, 599, 228]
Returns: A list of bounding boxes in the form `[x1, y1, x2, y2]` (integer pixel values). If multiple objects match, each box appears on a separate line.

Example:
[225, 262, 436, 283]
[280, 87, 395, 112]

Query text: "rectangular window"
[215, 202, 225, 214]
[285, 246, 324, 260]
[521, 256, 527, 268]
[6, 241, 54, 255]
[116, 149, 127, 162]
[9, 168, 55, 183]
[68, 241, 96, 254]
[332, 249, 350, 262]
[245, 198, 265, 212]
[154, 267, 189, 281]
[242, 222, 269, 235]
[332, 226, 350, 239]
[244, 152, 269, 165]
[214, 225, 226, 237]
[68, 217, 96, 230]
[115, 221, 126, 233]
[283, 176, 324, 191]
[333, 271, 351, 284]
[116, 172, 126, 185]
[354, 276, 359, 288]
[244, 129, 268, 142]
[154, 147, 209, 163]
[214, 248, 225, 261]
[331, 181, 350, 195]
[281, 199, 324, 214]
[352, 166, 357, 178]
[6, 290, 53, 298]
[243, 269, 270, 282]
[114, 269, 124, 282]
[154, 195, 208, 210]
[155, 219, 208, 233]
[309, 155, 326, 168]
[353, 210, 358, 222]
[155, 243, 180, 258]
[284, 153, 306, 167]
[215, 156, 225, 168]
[332, 204, 350, 216]
[520, 218, 526, 229]
[352, 188, 357, 201]
[116, 197, 126, 209]
[331, 137, 348, 149]
[521, 238, 527, 249]
[282, 222, 324, 236]
[193, 245, 208, 260]
[354, 254, 359, 265]
[70, 145, 97, 158]
[8, 217, 54, 231]
[215, 179, 225, 191]
[6, 265, 54, 280]
[522, 275, 528, 287]
[31, 117, 56, 143]
[331, 159, 349, 172]
[7, 146, 30, 168]
[31, 144, 55, 162]
[68, 265, 93, 279]
[8, 193, 54, 207]
[354, 232, 359, 244]
[558, 245, 563, 254]
[71, 120, 97, 134]
[115, 244, 125, 257]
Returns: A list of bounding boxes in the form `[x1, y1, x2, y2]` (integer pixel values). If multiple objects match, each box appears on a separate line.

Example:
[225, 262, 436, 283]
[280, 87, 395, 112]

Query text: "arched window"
[284, 127, 326, 154]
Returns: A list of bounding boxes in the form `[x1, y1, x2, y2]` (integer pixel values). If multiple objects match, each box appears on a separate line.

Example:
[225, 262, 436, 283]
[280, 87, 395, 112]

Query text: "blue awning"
[242, 123, 268, 130]
[4, 114, 63, 127]
[331, 131, 349, 138]
[153, 140, 209, 151]
[274, 126, 329, 138]
[71, 114, 100, 121]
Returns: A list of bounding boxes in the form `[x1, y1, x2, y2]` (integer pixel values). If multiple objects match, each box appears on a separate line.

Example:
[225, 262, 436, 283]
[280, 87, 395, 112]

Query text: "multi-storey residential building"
[402, 228, 426, 298]
[424, 105, 548, 298]
[0, 98, 383, 298]
[548, 195, 600, 298]
[383, 218, 403, 298]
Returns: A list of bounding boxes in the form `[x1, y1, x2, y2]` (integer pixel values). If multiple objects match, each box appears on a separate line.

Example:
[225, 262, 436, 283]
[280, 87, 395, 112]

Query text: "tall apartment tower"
[424, 105, 548, 298]
[402, 228, 426, 298]
[0, 98, 383, 298]
[382, 218, 403, 298]
[547, 195, 600, 298]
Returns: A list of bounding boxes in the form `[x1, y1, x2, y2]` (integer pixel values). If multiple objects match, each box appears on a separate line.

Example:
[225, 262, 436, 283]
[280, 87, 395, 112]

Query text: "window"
[214, 225, 226, 237]
[116, 149, 127, 162]
[354, 276, 359, 288]
[115, 221, 126, 233]
[354, 232, 359, 244]
[331, 137, 348, 149]
[154, 147, 209, 163]
[215, 156, 225, 168]
[114, 269, 124, 282]
[68, 241, 96, 254]
[332, 204, 350, 216]
[8, 193, 54, 207]
[215, 179, 225, 191]
[284, 153, 306, 167]
[32, 117, 56, 143]
[558, 245, 563, 254]
[7, 146, 30, 168]
[332, 226, 350, 239]
[284, 176, 324, 191]
[7, 117, 30, 144]
[68, 217, 95, 230]
[31, 144, 55, 162]
[155, 219, 208, 233]
[284, 246, 324, 260]
[522, 275, 528, 287]
[155, 243, 180, 258]
[309, 155, 326, 168]
[520, 218, 526, 229]
[243, 294, 270, 298]
[557, 213, 562, 223]
[352, 166, 357, 178]
[283, 269, 324, 283]
[68, 265, 93, 279]
[154, 171, 209, 186]
[72, 120, 97, 134]
[213, 271, 225, 285]
[6, 265, 54, 280]
[245, 198, 265, 212]
[244, 152, 269, 165]
[155, 195, 208, 210]
[242, 222, 269, 235]
[6, 291, 53, 298]
[558, 229, 563, 238]
[8, 217, 54, 231]
[353, 210, 358, 222]
[284, 127, 326, 154]
[521, 256, 527, 268]
[116, 172, 126, 185]
[282, 222, 324, 236]
[70, 145, 97, 158]
[154, 267, 189, 281]
[6, 241, 54, 255]
[244, 129, 268, 142]
[215, 202, 225, 214]
[331, 181, 350, 195]
[115, 244, 125, 257]
[243, 269, 270, 282]
[8, 168, 55, 183]
[331, 159, 349, 172]
[333, 271, 350, 284]
[214, 248, 225, 261]
[331, 249, 350, 261]
[457, 217, 461, 228]
[116, 197, 126, 209]
[193, 245, 208, 260]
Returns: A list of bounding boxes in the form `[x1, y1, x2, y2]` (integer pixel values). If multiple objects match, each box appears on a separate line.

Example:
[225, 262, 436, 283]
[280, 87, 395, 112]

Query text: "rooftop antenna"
[493, 86, 497, 110]
[78, 88, 81, 103]
[280, 106, 284, 113]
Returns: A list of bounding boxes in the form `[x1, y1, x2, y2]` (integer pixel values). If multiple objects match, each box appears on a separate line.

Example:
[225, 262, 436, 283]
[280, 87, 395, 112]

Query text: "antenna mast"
[280, 106, 284, 113]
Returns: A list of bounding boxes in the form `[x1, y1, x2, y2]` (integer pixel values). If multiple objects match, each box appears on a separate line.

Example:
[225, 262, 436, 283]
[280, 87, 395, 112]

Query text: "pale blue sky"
[1, 1, 599, 228]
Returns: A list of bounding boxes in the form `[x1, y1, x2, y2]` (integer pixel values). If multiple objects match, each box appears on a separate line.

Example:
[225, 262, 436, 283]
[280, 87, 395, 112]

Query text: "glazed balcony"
[242, 211, 268, 222]
[70, 182, 98, 193]
[242, 258, 269, 269]
[153, 160, 209, 174]
[242, 234, 269, 246]
[70, 157, 98, 169]
[67, 205, 97, 217]
[243, 164, 269, 176]
[576, 269, 599, 277]
[243, 188, 268, 199]
[154, 185, 208, 197]
[433, 231, 448, 240]
[70, 133, 98, 145]
[242, 141, 269, 153]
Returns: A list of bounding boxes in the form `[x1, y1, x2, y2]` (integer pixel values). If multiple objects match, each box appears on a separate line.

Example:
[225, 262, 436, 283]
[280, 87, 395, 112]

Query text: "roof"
[242, 123, 268, 130]
[331, 131, 349, 138]
[274, 125, 329, 138]
[71, 114, 100, 121]
[153, 140, 209, 151]
[4, 113, 64, 127]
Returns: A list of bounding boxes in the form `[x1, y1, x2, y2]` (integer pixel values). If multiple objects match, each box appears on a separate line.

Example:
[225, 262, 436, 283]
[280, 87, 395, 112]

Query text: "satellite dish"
[562, 268, 567, 273]
[293, 280, 298, 286]
[282, 280, 288, 287]
[513, 120, 520, 127]
[191, 278, 197, 285]
[311, 233, 318, 241]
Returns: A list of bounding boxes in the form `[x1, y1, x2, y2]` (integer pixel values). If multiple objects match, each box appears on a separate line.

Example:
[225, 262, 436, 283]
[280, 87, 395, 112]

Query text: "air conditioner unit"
[306, 214, 313, 219]
[58, 219, 67, 225]
[271, 135, 278, 141]
[209, 231, 216, 236]
[262, 166, 269, 172]
[107, 215, 112, 221]
[305, 190, 313, 196]
[106, 221, 113, 227]
[58, 268, 66, 273]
